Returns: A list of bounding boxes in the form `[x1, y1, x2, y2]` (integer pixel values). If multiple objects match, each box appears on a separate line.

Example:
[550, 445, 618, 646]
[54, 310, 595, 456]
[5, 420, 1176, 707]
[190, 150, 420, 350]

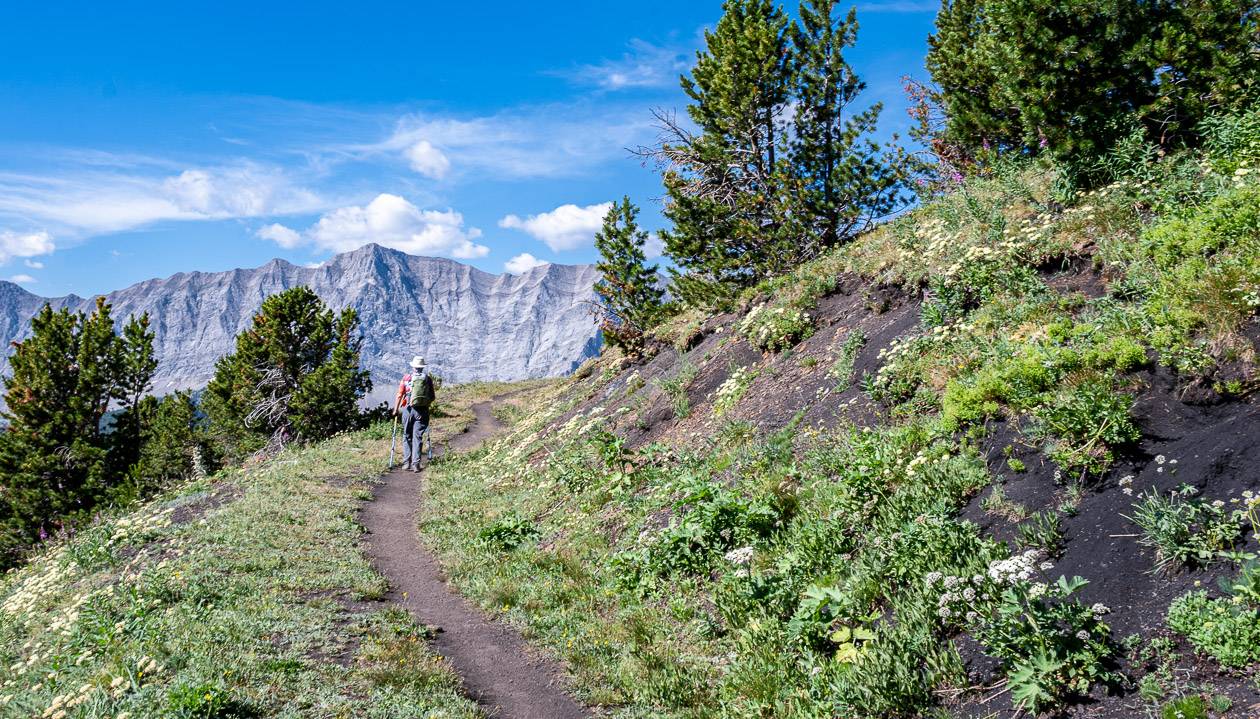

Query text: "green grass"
[0, 428, 480, 719]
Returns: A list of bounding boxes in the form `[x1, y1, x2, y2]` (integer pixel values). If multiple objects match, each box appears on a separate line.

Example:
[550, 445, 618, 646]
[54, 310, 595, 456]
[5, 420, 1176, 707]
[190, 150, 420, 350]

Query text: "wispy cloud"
[351, 102, 657, 181]
[0, 161, 329, 239]
[557, 39, 691, 91]
[857, 1, 938, 12]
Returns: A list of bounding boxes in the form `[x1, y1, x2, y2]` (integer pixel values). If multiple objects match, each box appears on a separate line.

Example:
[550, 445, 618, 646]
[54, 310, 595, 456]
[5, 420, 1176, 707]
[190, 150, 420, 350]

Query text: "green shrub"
[1033, 378, 1139, 476]
[477, 513, 540, 551]
[931, 560, 1119, 714]
[1128, 487, 1245, 571]
[166, 684, 256, 719]
[828, 329, 868, 390]
[1167, 590, 1260, 668]
[713, 365, 757, 416]
[1160, 694, 1209, 719]
[658, 361, 699, 419]
[1017, 511, 1066, 557]
[739, 302, 815, 352]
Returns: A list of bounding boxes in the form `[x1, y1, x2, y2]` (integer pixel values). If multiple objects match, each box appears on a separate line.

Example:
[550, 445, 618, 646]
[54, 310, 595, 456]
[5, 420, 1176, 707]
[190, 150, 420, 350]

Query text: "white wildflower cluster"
[739, 303, 812, 351]
[1231, 162, 1255, 188]
[1, 549, 74, 620]
[107, 505, 174, 548]
[712, 366, 754, 416]
[724, 546, 754, 566]
[1118, 474, 1135, 496]
[988, 549, 1045, 585]
[926, 570, 992, 623]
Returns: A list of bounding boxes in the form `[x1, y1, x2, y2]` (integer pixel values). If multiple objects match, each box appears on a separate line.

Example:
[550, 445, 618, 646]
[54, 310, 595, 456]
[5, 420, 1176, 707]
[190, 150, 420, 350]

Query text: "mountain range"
[0, 244, 602, 405]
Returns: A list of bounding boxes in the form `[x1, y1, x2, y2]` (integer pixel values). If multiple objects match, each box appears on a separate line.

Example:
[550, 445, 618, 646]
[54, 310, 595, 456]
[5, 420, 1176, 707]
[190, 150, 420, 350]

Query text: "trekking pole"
[388, 414, 398, 469]
[426, 426, 434, 461]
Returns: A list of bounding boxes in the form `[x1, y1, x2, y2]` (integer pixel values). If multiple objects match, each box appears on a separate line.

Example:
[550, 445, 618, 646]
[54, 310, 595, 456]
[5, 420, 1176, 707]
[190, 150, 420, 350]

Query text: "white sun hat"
[410, 355, 426, 369]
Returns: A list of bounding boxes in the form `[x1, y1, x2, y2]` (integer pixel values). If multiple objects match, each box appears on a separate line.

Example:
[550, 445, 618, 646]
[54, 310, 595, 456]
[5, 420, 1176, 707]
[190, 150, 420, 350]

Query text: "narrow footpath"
[361, 401, 589, 719]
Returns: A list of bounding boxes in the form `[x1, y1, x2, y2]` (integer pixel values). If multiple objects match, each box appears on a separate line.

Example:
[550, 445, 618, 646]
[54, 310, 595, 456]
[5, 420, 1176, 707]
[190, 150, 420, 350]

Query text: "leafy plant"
[828, 328, 867, 389]
[1219, 559, 1260, 606]
[739, 302, 815, 352]
[931, 556, 1119, 713]
[1128, 487, 1245, 571]
[477, 513, 540, 551]
[1017, 511, 1065, 557]
[1033, 378, 1139, 476]
[659, 361, 699, 419]
[1168, 590, 1260, 668]
[1160, 694, 1209, 719]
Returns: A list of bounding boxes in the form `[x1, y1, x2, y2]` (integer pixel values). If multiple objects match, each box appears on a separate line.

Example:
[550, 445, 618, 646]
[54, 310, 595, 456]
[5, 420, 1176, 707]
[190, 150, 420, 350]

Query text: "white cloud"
[404, 140, 451, 179]
[504, 253, 549, 274]
[352, 103, 656, 181]
[0, 230, 55, 264]
[24, 259, 44, 269]
[563, 39, 691, 90]
[6, 274, 36, 284]
[256, 222, 303, 249]
[0, 162, 326, 237]
[643, 233, 666, 259]
[499, 202, 612, 252]
[258, 193, 489, 260]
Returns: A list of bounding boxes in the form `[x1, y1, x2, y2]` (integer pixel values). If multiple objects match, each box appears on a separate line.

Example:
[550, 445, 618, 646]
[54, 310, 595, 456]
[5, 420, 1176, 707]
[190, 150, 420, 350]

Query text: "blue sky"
[0, 1, 938, 297]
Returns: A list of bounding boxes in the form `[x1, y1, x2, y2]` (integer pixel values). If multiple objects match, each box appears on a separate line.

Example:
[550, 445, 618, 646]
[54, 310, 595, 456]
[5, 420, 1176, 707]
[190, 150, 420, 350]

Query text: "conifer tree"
[204, 286, 370, 459]
[592, 197, 665, 353]
[926, 0, 1260, 168]
[0, 299, 155, 566]
[790, 0, 905, 248]
[130, 391, 203, 494]
[655, 0, 795, 303]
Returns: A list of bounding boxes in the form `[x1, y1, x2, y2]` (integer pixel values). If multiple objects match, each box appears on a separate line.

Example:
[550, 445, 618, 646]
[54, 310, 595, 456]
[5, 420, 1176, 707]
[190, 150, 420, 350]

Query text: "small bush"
[658, 361, 699, 419]
[1017, 511, 1066, 557]
[1033, 378, 1139, 476]
[828, 329, 868, 390]
[477, 513, 540, 551]
[1160, 694, 1209, 719]
[739, 302, 815, 352]
[1167, 590, 1260, 668]
[1128, 487, 1245, 571]
[167, 684, 256, 719]
[713, 365, 756, 416]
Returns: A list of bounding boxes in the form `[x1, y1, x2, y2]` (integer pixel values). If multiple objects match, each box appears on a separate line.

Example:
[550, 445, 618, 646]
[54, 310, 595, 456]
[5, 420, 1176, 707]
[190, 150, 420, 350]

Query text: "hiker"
[393, 355, 437, 472]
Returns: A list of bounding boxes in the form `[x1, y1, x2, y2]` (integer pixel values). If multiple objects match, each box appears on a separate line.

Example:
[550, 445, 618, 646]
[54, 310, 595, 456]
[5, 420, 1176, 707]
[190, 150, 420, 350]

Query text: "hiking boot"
[401, 463, 413, 472]
[410, 464, 422, 473]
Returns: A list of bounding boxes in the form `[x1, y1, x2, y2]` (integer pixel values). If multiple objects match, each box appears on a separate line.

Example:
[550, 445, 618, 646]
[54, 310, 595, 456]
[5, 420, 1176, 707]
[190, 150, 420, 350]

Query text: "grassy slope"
[416, 120, 1260, 718]
[0, 422, 483, 718]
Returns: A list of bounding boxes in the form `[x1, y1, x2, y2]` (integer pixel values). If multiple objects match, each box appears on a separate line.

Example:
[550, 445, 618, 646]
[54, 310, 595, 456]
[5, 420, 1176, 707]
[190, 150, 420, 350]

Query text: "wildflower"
[1090, 603, 1110, 616]
[1075, 630, 1090, 641]
[1155, 454, 1166, 465]
[724, 547, 754, 566]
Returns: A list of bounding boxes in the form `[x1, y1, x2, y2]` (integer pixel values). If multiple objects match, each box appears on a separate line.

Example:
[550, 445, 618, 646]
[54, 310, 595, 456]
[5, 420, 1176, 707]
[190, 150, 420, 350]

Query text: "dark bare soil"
[362, 402, 589, 719]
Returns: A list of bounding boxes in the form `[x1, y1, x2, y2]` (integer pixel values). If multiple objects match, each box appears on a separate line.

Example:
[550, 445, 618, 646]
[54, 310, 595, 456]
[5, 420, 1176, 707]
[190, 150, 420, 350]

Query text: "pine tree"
[592, 197, 665, 353]
[656, 0, 795, 304]
[790, 0, 905, 249]
[291, 307, 372, 439]
[108, 314, 158, 480]
[925, 0, 1259, 170]
[204, 286, 370, 459]
[129, 391, 203, 495]
[0, 298, 155, 566]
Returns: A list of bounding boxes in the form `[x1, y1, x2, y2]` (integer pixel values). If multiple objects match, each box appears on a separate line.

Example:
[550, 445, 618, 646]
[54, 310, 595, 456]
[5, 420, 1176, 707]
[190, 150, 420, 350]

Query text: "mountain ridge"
[0, 244, 602, 404]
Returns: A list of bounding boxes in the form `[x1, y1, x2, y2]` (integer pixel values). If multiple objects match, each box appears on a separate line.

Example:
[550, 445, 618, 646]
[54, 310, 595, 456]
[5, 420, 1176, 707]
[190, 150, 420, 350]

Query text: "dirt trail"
[362, 401, 589, 719]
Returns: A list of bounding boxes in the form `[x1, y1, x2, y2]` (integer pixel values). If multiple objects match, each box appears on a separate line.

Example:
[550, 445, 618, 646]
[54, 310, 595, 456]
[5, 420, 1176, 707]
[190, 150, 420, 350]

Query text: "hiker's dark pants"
[402, 406, 430, 468]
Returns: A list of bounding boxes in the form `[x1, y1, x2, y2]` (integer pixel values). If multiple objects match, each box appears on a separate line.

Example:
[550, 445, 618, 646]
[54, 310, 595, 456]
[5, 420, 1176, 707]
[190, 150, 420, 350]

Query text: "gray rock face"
[0, 244, 602, 405]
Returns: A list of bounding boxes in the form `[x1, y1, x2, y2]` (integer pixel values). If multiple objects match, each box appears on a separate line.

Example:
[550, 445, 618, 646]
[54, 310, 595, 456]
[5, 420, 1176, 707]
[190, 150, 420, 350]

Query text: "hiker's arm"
[393, 383, 405, 415]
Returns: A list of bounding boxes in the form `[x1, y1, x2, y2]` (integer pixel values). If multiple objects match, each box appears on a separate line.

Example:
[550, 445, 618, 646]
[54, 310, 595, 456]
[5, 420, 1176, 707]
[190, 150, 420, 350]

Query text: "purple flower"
[1039, 136, 1049, 149]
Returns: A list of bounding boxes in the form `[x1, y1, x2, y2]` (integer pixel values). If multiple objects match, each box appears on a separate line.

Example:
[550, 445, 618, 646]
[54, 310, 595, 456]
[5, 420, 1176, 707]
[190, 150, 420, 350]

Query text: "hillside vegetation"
[415, 118, 1260, 718]
[0, 388, 521, 719]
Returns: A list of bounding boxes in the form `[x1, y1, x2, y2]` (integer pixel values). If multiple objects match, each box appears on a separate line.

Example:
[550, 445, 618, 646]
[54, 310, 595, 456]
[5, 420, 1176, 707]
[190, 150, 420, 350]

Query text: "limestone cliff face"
[0, 245, 602, 404]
